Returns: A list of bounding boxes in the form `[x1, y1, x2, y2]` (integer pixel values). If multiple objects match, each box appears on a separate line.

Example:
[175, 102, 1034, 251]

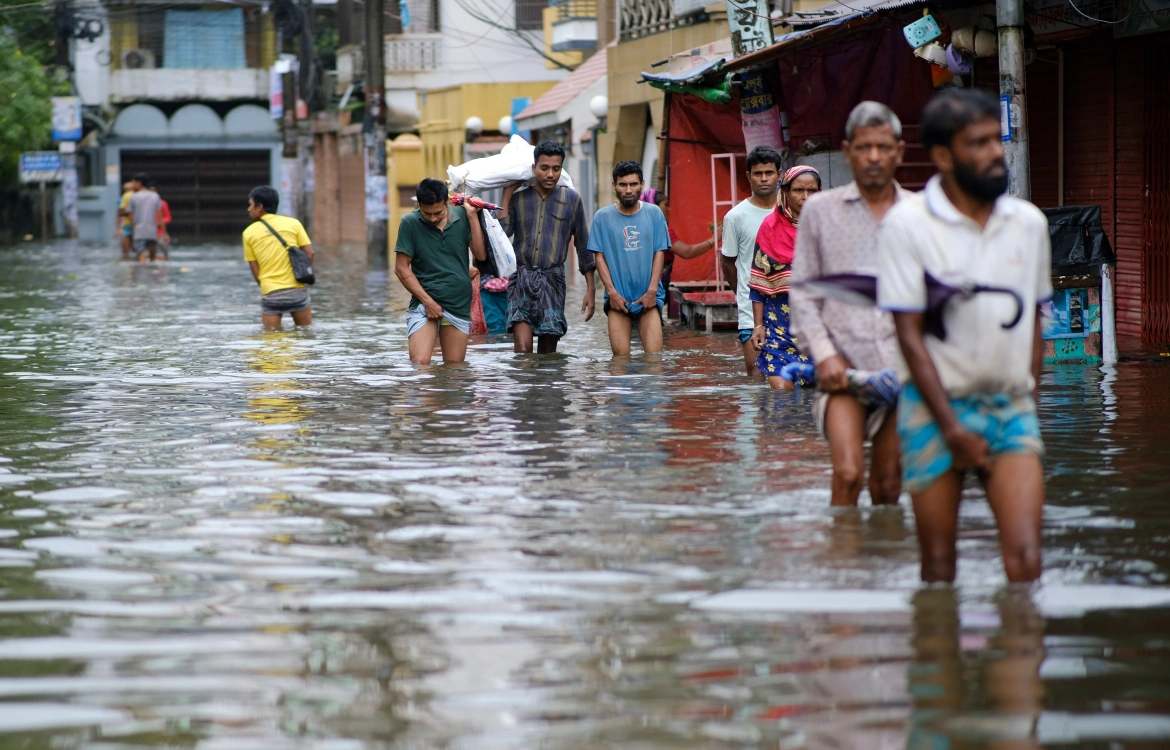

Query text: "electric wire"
[1065, 0, 1135, 24]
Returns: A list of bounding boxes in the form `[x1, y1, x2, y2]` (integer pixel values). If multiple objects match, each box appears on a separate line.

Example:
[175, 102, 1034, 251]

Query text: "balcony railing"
[554, 0, 597, 21]
[552, 0, 598, 51]
[109, 68, 268, 102]
[619, 0, 705, 40]
[384, 34, 442, 72]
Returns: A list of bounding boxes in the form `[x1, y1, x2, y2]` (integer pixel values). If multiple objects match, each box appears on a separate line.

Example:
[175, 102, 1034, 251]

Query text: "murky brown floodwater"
[0, 240, 1169, 749]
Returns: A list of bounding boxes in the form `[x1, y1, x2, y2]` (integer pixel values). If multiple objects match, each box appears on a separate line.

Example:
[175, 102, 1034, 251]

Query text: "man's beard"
[618, 195, 639, 208]
[954, 158, 1008, 202]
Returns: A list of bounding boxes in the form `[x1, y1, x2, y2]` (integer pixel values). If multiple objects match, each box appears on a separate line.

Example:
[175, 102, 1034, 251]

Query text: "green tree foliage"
[0, 32, 54, 179]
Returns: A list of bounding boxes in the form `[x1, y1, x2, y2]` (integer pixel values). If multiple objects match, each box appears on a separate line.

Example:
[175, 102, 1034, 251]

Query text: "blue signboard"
[19, 152, 63, 183]
[511, 97, 532, 140]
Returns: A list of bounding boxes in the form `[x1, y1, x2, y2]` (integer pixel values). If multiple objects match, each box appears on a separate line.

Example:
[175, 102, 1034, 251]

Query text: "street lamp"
[464, 116, 483, 142]
[498, 116, 513, 136]
[589, 95, 608, 131]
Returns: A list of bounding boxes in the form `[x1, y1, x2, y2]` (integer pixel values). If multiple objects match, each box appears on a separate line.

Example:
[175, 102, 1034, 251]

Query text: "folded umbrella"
[793, 272, 1024, 340]
[449, 193, 502, 212]
[778, 362, 901, 407]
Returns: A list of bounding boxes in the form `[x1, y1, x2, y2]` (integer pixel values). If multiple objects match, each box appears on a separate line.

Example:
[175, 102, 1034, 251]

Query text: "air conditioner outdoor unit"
[121, 49, 156, 69]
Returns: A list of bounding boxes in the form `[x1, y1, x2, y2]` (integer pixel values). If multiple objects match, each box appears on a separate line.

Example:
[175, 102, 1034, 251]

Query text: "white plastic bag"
[482, 211, 517, 279]
[447, 135, 574, 194]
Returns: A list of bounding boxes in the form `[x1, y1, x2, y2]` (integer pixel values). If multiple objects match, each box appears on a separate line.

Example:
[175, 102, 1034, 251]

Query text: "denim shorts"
[260, 287, 311, 316]
[897, 382, 1044, 493]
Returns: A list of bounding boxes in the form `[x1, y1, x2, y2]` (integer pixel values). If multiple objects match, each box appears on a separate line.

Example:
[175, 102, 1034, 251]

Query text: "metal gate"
[1141, 43, 1170, 343]
[119, 150, 271, 244]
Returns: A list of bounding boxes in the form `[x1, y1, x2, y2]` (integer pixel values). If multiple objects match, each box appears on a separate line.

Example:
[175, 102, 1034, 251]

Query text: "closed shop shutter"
[969, 53, 1059, 207]
[1140, 40, 1170, 343]
[120, 150, 272, 244]
[1027, 50, 1060, 208]
[1114, 39, 1145, 342]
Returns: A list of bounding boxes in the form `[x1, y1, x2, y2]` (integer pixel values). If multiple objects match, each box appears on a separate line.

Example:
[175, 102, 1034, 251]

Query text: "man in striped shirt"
[499, 141, 594, 354]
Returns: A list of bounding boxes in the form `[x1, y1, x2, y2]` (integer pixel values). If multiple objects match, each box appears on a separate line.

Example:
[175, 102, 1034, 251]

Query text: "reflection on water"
[0, 242, 1168, 748]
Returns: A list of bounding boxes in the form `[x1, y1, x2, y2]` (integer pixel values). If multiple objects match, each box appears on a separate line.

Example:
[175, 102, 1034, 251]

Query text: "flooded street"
[1, 241, 1170, 749]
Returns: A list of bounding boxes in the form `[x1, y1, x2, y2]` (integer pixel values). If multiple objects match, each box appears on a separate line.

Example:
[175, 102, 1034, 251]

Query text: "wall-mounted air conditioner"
[121, 49, 156, 69]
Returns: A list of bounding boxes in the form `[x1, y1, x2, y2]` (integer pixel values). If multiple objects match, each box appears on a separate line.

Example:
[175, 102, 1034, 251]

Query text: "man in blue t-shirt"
[588, 160, 671, 356]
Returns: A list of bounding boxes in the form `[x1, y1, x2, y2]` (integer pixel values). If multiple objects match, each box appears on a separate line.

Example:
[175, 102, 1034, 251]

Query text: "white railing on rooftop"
[384, 34, 442, 72]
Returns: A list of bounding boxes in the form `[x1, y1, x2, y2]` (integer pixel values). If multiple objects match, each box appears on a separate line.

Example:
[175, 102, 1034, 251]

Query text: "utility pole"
[997, 0, 1030, 200]
[364, 0, 389, 266]
[280, 70, 302, 218]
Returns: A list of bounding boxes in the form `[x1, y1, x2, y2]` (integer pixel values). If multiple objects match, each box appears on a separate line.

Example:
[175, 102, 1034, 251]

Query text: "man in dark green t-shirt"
[394, 178, 486, 364]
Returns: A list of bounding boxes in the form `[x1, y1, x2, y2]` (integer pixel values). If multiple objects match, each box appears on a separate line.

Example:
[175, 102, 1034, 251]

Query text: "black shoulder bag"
[258, 218, 315, 285]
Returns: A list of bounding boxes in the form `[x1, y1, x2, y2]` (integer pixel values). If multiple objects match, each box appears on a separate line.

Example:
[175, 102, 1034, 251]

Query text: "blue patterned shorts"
[897, 383, 1044, 493]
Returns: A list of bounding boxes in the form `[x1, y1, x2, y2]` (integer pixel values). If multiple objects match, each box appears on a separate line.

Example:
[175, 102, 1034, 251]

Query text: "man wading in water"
[878, 89, 1051, 583]
[243, 186, 315, 328]
[395, 178, 486, 365]
[790, 102, 906, 507]
[498, 141, 594, 354]
[589, 160, 671, 356]
[720, 146, 782, 377]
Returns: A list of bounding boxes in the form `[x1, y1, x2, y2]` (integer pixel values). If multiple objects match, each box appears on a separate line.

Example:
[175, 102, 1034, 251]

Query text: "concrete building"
[72, 1, 283, 243]
[514, 46, 608, 216]
[333, 0, 571, 134]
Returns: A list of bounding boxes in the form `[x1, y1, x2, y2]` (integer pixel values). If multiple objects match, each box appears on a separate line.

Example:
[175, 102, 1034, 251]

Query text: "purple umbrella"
[793, 272, 1024, 341]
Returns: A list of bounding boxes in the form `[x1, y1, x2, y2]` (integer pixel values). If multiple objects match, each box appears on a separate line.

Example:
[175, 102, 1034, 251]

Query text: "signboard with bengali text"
[19, 152, 62, 183]
[725, 0, 774, 57]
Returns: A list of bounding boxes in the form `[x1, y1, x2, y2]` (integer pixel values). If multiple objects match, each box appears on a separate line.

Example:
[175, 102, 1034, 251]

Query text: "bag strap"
[257, 218, 291, 250]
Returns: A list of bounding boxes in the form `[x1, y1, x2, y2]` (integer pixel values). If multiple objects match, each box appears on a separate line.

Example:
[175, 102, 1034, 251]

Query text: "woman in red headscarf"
[749, 165, 821, 390]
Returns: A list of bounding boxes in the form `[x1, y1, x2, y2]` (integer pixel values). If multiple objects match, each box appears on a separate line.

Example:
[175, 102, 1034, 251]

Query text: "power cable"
[1065, 0, 1136, 24]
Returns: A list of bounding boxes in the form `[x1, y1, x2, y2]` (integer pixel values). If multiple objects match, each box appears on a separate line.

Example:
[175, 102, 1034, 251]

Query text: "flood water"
[1, 241, 1169, 749]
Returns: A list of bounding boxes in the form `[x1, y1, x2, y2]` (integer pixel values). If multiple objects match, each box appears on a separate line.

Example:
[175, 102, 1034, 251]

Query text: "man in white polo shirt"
[877, 89, 1052, 585]
[720, 146, 781, 376]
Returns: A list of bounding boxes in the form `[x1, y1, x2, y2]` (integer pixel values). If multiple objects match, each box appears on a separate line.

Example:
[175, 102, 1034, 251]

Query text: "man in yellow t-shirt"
[242, 185, 315, 328]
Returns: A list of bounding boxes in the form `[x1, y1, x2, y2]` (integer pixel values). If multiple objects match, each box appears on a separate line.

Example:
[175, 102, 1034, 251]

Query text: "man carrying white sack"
[496, 141, 594, 354]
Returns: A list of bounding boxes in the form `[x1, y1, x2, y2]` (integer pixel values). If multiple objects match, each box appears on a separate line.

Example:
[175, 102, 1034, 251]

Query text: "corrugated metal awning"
[639, 0, 929, 85]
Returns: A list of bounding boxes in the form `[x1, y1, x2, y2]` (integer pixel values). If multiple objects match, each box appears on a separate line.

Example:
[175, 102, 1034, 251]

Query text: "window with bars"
[515, 0, 548, 30]
[387, 0, 441, 34]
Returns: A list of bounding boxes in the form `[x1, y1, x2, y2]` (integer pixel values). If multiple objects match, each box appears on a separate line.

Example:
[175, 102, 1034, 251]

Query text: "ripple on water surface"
[0, 243, 1168, 747]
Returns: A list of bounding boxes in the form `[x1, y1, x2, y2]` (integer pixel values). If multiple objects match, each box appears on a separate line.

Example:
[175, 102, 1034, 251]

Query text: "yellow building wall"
[416, 81, 559, 180]
[542, 6, 584, 70]
[108, 6, 139, 70]
[598, 16, 728, 209]
[260, 13, 277, 69]
[387, 133, 424, 254]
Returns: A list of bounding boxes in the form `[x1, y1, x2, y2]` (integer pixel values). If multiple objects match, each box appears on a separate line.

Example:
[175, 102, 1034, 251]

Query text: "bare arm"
[497, 182, 521, 236]
[248, 260, 261, 284]
[594, 252, 627, 312]
[893, 311, 988, 472]
[673, 237, 715, 260]
[750, 299, 766, 350]
[638, 251, 665, 309]
[465, 206, 486, 261]
[300, 243, 315, 262]
[394, 252, 443, 319]
[720, 254, 738, 293]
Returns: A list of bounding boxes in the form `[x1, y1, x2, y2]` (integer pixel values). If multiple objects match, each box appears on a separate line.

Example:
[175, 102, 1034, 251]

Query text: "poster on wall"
[739, 69, 783, 154]
[51, 97, 82, 141]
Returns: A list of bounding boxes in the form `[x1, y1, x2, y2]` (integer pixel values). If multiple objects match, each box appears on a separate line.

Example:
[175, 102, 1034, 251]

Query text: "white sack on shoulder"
[447, 135, 574, 194]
